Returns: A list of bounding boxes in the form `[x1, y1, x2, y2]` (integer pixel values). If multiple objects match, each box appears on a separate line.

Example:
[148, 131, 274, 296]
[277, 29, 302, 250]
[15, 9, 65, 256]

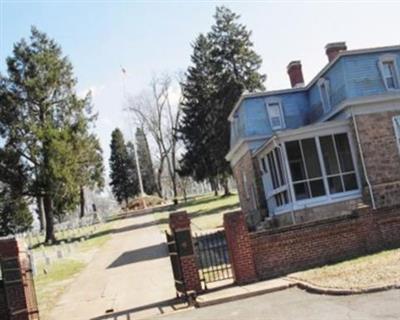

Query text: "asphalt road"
[154, 287, 400, 320]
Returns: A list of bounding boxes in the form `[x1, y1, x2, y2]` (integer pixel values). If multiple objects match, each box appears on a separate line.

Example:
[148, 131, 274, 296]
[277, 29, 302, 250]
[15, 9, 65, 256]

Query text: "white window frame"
[265, 98, 285, 130]
[378, 54, 400, 91]
[242, 172, 250, 199]
[317, 78, 332, 113]
[233, 116, 240, 138]
[393, 115, 400, 155]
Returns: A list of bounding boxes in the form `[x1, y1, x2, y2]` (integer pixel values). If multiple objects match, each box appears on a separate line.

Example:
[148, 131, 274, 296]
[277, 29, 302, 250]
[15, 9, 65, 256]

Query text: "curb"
[287, 276, 400, 296]
[195, 281, 295, 308]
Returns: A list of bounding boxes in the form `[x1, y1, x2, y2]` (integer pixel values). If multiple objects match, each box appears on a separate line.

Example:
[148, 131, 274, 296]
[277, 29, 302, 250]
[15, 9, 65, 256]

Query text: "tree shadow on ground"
[89, 298, 189, 320]
[107, 243, 168, 268]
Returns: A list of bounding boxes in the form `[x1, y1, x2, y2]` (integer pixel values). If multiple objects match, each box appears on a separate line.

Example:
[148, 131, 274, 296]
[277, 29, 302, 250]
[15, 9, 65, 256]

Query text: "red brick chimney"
[325, 42, 347, 62]
[287, 60, 304, 88]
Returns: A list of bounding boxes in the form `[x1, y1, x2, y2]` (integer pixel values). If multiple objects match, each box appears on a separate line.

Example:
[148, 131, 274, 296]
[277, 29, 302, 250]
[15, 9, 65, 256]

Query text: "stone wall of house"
[223, 205, 400, 283]
[232, 150, 267, 227]
[353, 110, 400, 208]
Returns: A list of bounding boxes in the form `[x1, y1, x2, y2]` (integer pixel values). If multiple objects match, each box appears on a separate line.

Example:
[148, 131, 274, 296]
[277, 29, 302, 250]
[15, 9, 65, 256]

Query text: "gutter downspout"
[351, 107, 376, 209]
[273, 139, 296, 224]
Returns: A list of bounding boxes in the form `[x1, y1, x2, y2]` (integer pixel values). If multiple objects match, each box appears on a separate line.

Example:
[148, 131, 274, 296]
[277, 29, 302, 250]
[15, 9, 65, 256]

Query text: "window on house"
[232, 115, 240, 138]
[318, 78, 331, 113]
[266, 148, 289, 208]
[242, 172, 250, 199]
[319, 133, 358, 194]
[266, 101, 285, 130]
[285, 138, 326, 201]
[379, 55, 400, 90]
[260, 157, 268, 173]
[393, 116, 400, 154]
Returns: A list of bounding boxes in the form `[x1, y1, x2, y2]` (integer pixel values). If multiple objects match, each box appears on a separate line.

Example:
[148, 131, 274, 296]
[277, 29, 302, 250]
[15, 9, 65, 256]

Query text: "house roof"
[228, 44, 400, 121]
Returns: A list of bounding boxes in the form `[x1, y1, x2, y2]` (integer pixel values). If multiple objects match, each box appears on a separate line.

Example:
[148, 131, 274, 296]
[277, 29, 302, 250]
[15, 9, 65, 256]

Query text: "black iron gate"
[165, 231, 186, 297]
[194, 230, 232, 289]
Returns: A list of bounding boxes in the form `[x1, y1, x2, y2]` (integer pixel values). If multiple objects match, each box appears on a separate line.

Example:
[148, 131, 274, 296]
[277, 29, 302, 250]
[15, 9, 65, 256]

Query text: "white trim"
[378, 54, 400, 91]
[254, 120, 350, 158]
[319, 92, 400, 122]
[228, 45, 400, 121]
[225, 135, 269, 164]
[273, 192, 362, 216]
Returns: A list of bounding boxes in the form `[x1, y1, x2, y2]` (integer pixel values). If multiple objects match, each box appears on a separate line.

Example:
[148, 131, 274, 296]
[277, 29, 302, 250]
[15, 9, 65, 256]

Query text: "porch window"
[285, 138, 326, 201]
[264, 148, 289, 208]
[394, 115, 400, 154]
[319, 133, 358, 193]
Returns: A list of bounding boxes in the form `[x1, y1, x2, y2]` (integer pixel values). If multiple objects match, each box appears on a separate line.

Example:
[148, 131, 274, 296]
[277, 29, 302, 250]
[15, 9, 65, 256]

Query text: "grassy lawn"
[153, 193, 240, 231]
[291, 248, 400, 289]
[33, 221, 114, 319]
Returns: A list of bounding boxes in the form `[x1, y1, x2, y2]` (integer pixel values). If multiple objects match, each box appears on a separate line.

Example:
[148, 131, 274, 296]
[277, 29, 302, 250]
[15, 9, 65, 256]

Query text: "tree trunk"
[43, 194, 56, 243]
[79, 186, 85, 218]
[221, 177, 231, 197]
[156, 155, 165, 198]
[210, 178, 219, 196]
[36, 196, 45, 231]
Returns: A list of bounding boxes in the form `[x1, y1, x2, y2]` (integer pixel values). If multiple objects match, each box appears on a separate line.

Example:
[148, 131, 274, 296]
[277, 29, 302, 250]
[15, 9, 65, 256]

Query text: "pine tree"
[135, 128, 157, 195]
[180, 34, 218, 182]
[180, 6, 266, 194]
[0, 148, 32, 235]
[0, 27, 99, 242]
[109, 129, 132, 205]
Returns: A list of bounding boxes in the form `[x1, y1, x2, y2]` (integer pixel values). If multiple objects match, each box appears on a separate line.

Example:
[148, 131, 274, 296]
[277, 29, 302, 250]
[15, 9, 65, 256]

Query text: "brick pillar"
[169, 211, 202, 294]
[0, 238, 30, 320]
[224, 210, 257, 284]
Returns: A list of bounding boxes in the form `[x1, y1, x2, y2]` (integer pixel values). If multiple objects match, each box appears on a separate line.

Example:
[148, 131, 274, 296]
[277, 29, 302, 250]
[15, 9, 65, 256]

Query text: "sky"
[1, 0, 400, 174]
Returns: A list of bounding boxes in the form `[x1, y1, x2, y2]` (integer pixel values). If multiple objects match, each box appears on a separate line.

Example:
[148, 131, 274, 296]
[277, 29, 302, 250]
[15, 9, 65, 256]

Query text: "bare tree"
[127, 74, 182, 202]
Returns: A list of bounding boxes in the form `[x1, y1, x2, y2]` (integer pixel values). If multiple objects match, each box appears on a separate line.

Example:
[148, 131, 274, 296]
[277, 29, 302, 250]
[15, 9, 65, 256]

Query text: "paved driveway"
[50, 211, 178, 320]
[153, 288, 400, 320]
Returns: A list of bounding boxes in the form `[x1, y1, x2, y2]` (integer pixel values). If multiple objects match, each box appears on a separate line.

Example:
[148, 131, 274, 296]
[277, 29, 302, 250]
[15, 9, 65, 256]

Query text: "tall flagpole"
[121, 66, 146, 208]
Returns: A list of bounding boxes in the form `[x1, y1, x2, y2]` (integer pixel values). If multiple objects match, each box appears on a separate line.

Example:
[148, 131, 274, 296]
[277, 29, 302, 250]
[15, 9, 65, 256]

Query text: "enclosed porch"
[255, 120, 364, 225]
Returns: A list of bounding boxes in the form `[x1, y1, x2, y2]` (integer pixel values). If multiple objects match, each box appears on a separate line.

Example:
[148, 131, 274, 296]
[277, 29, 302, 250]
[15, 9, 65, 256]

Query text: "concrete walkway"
[50, 211, 183, 320]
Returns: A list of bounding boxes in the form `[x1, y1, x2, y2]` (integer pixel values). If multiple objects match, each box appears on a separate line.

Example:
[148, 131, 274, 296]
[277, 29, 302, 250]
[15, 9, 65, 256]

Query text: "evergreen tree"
[180, 6, 265, 194]
[180, 34, 218, 185]
[109, 129, 137, 205]
[0, 148, 32, 235]
[71, 109, 105, 218]
[135, 128, 157, 195]
[0, 27, 99, 242]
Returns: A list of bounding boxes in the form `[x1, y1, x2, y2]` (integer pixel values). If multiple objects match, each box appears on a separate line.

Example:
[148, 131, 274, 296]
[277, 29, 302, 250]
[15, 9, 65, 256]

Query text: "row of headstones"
[26, 224, 100, 276]
[16, 218, 100, 249]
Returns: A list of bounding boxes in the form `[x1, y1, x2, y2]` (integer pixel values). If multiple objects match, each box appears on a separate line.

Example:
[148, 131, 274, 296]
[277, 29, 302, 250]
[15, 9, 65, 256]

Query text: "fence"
[15, 218, 104, 276]
[223, 205, 400, 284]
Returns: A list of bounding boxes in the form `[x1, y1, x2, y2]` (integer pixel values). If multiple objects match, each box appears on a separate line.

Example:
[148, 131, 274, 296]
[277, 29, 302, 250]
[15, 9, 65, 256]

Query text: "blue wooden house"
[226, 42, 400, 227]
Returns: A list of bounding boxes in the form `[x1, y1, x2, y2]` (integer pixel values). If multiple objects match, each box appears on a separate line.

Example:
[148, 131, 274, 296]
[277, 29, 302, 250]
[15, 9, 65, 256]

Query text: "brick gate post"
[0, 238, 31, 320]
[169, 211, 202, 294]
[224, 210, 257, 285]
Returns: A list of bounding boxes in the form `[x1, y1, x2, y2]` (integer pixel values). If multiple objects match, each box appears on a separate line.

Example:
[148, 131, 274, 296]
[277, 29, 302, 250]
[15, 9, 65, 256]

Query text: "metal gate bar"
[194, 230, 232, 287]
